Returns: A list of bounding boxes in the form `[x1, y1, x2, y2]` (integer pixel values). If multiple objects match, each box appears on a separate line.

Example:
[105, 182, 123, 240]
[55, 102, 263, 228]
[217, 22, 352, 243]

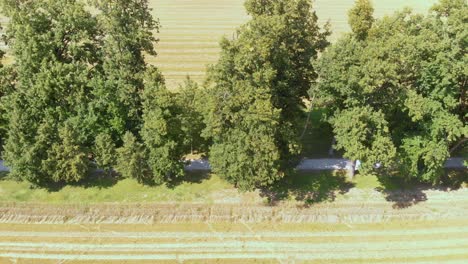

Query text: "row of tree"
[0, 0, 466, 190]
[316, 0, 467, 182]
[0, 0, 206, 187]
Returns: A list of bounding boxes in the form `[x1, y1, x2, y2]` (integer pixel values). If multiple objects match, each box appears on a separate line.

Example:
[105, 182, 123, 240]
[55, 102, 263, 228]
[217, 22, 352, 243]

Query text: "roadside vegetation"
[0, 0, 466, 194]
[316, 0, 467, 183]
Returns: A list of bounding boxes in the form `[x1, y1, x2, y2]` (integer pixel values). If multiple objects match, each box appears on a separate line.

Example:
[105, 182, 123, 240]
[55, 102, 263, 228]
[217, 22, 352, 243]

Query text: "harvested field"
[149, 0, 438, 88]
[1, 184, 467, 262]
[1, 220, 468, 263]
[1, 187, 468, 224]
[0, 0, 440, 88]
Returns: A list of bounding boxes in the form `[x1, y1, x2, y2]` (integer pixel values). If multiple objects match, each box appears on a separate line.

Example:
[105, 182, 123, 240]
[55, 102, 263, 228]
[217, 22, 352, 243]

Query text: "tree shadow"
[375, 169, 467, 209]
[375, 175, 427, 209]
[166, 171, 211, 189]
[35, 170, 121, 192]
[260, 170, 354, 206]
[0, 171, 10, 181]
[300, 108, 339, 159]
[71, 170, 120, 189]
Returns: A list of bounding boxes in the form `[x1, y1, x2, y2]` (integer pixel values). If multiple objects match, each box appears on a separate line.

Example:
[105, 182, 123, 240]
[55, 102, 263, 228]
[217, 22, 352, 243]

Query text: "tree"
[204, 0, 330, 190]
[141, 67, 185, 185]
[94, 133, 116, 174]
[315, 0, 467, 182]
[1, 0, 164, 185]
[1, 0, 101, 185]
[0, 22, 15, 155]
[331, 107, 396, 174]
[115, 132, 149, 183]
[90, 0, 159, 140]
[177, 77, 208, 155]
[0, 65, 15, 153]
[348, 0, 374, 40]
[43, 124, 89, 183]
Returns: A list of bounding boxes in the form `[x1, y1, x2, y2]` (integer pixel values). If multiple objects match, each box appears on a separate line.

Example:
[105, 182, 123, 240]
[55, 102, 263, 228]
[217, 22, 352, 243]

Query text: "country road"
[2, 158, 464, 173]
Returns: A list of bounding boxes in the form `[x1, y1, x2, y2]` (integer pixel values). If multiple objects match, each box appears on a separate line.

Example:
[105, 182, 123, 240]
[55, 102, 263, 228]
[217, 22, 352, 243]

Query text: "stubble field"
[149, 0, 438, 88]
[1, 182, 468, 263]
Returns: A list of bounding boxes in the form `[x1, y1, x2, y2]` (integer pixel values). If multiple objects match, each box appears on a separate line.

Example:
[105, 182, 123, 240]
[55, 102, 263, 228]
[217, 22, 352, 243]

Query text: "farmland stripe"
[1, 226, 468, 238]
[1, 238, 467, 251]
[1, 248, 468, 261]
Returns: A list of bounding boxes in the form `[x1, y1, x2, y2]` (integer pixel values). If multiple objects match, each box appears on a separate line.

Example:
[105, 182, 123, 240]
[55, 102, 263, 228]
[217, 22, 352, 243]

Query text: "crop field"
[0, 0, 440, 88]
[1, 219, 468, 263]
[149, 0, 439, 88]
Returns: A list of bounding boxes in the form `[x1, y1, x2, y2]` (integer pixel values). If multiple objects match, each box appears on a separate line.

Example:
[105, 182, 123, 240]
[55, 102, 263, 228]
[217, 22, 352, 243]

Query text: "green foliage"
[205, 0, 330, 191]
[43, 125, 89, 183]
[316, 0, 467, 183]
[331, 107, 396, 173]
[1, 0, 100, 185]
[115, 132, 149, 183]
[348, 0, 374, 40]
[0, 25, 14, 155]
[94, 133, 116, 173]
[0, 0, 167, 186]
[90, 0, 159, 140]
[141, 67, 185, 184]
[177, 77, 209, 155]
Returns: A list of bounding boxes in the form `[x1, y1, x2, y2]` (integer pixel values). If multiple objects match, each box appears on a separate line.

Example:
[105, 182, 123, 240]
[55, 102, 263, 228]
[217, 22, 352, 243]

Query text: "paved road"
[186, 158, 466, 172]
[0, 158, 466, 173]
[0, 161, 7, 172]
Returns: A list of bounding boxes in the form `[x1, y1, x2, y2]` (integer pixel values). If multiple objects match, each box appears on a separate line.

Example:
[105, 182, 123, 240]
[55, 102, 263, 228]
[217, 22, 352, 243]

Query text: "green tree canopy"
[315, 0, 467, 182]
[176, 77, 209, 155]
[0, 22, 14, 155]
[90, 0, 159, 140]
[140, 67, 186, 184]
[0, 0, 164, 185]
[204, 0, 330, 191]
[115, 132, 149, 183]
[348, 0, 375, 40]
[94, 132, 116, 174]
[1, 0, 100, 185]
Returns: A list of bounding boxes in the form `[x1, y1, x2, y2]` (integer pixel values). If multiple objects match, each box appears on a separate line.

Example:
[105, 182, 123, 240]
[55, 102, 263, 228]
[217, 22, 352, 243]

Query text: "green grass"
[260, 171, 354, 205]
[0, 170, 356, 205]
[0, 173, 231, 204]
[352, 174, 383, 189]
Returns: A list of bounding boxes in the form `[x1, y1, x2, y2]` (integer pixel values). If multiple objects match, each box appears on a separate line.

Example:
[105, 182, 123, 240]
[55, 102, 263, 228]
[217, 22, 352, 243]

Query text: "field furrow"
[1, 219, 466, 263]
[144, 0, 439, 88]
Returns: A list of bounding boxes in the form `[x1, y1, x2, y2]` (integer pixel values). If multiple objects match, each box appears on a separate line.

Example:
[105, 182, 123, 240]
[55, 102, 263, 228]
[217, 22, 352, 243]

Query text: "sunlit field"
[149, 0, 438, 88]
[0, 0, 440, 88]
